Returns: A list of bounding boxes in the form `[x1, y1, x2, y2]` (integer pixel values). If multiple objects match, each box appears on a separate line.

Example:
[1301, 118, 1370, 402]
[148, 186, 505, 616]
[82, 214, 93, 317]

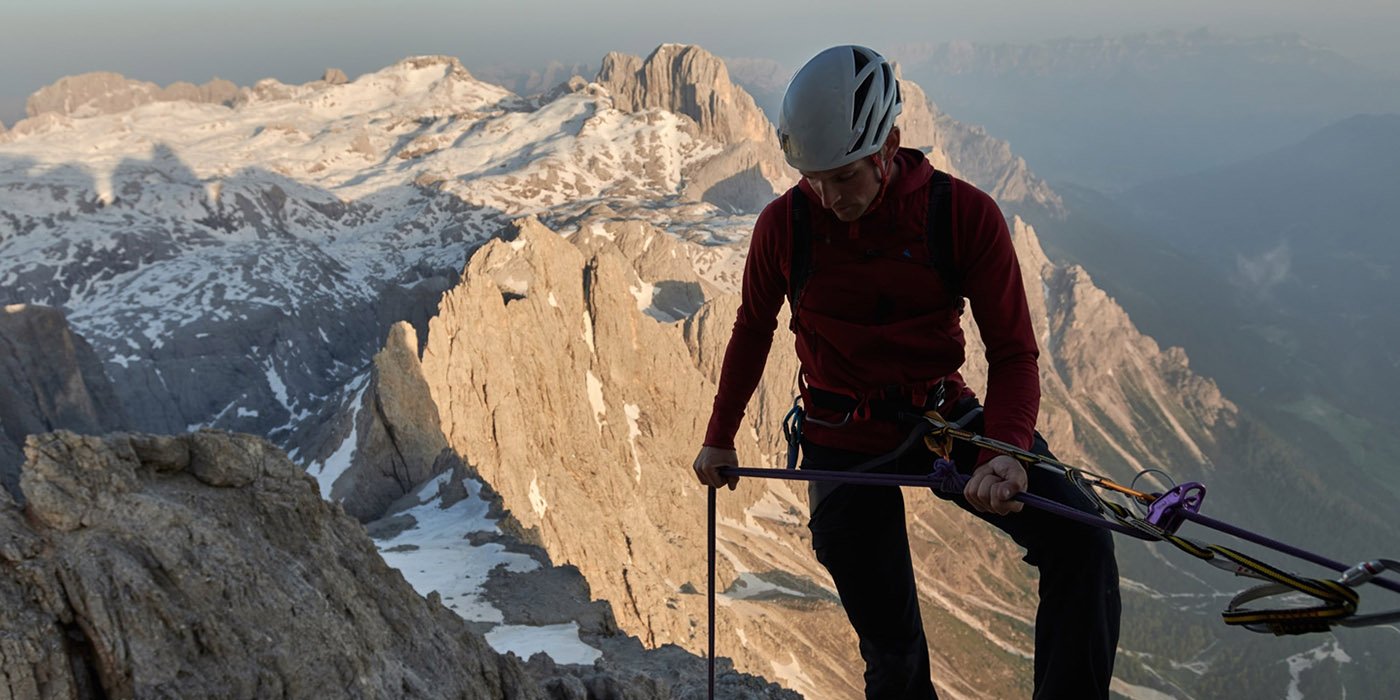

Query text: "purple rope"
[707, 486, 716, 700]
[715, 464, 1400, 596]
[718, 464, 1156, 540]
[1180, 510, 1400, 596]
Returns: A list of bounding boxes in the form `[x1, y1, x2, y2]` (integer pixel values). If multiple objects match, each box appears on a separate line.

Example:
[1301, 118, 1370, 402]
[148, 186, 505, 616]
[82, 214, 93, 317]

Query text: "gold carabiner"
[922, 410, 955, 459]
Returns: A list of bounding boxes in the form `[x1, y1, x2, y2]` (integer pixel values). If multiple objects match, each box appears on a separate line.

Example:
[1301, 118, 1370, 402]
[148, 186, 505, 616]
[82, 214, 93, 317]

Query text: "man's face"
[800, 157, 882, 222]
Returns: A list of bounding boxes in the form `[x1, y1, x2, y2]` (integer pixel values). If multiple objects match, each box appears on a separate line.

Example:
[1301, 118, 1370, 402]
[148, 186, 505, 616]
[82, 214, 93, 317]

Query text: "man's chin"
[832, 206, 865, 222]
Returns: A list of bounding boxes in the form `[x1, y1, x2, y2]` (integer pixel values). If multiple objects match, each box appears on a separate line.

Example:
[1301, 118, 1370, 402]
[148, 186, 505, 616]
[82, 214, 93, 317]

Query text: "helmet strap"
[866, 151, 894, 214]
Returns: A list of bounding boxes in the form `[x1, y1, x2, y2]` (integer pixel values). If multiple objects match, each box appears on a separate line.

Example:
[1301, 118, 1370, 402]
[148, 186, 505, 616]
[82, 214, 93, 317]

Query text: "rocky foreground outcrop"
[1, 430, 539, 699]
[0, 430, 795, 699]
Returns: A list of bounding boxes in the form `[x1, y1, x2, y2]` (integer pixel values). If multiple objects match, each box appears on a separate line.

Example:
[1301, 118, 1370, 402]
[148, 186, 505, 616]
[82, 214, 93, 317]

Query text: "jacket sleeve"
[703, 197, 790, 449]
[953, 181, 1041, 465]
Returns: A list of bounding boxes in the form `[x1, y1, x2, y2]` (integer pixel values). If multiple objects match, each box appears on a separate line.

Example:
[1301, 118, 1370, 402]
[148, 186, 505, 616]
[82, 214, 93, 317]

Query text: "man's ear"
[883, 126, 901, 160]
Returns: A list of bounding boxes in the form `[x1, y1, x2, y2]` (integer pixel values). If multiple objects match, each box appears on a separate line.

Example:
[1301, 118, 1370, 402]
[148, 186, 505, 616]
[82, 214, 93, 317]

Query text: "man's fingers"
[692, 462, 712, 488]
[694, 464, 720, 489]
[964, 472, 991, 512]
[965, 467, 1027, 515]
[994, 483, 1024, 514]
[961, 473, 980, 509]
[693, 460, 739, 490]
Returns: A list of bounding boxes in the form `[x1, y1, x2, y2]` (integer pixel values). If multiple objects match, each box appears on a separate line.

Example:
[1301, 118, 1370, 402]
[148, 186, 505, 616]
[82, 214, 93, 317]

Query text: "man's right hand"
[693, 446, 740, 490]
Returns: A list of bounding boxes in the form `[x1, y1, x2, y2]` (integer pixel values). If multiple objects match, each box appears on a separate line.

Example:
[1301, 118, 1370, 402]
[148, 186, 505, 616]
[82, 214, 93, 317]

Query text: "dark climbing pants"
[803, 405, 1121, 699]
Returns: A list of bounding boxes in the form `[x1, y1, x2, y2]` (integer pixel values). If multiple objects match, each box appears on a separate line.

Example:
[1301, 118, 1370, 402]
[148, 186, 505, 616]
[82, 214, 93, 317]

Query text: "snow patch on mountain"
[485, 623, 602, 666]
[1286, 640, 1351, 700]
[312, 373, 369, 498]
[374, 471, 604, 665]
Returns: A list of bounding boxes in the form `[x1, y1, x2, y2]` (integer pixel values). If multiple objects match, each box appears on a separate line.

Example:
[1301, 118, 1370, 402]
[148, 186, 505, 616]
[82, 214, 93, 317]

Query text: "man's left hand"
[963, 455, 1027, 515]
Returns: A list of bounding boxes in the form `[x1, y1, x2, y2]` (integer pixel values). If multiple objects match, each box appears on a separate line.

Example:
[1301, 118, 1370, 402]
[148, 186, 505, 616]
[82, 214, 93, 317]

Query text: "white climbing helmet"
[776, 45, 903, 172]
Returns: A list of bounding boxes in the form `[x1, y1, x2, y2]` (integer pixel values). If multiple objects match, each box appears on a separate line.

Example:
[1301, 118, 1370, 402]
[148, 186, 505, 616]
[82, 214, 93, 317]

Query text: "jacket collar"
[795, 148, 935, 236]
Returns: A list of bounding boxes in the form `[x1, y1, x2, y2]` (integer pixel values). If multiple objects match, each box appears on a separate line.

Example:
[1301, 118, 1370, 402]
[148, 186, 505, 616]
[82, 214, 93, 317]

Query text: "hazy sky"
[3, 0, 1399, 125]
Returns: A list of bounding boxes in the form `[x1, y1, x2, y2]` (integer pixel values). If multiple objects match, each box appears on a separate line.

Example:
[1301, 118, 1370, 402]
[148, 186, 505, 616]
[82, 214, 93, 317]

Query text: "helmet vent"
[851, 74, 875, 132]
[851, 47, 870, 72]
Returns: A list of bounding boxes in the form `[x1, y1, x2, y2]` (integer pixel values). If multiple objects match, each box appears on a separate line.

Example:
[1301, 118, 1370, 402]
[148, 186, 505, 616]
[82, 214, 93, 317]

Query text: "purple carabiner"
[1145, 482, 1206, 534]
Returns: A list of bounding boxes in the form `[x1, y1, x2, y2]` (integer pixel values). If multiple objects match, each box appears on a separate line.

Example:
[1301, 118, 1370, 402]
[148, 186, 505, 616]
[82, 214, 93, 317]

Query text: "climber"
[691, 45, 1120, 699]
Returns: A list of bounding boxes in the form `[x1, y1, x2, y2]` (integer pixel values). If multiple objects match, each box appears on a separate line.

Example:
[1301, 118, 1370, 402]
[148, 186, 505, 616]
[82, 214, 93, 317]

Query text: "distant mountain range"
[1046, 114, 1400, 499]
[883, 29, 1400, 190]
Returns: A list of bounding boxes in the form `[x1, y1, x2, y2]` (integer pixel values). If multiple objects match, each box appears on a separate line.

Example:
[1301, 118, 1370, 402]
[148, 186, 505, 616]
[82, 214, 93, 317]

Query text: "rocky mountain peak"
[597, 44, 776, 149]
[593, 44, 798, 213]
[322, 67, 349, 85]
[392, 54, 477, 81]
[233, 54, 513, 115]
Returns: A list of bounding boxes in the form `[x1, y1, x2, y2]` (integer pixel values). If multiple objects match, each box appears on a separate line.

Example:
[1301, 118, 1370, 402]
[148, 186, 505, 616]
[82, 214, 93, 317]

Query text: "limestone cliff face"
[893, 77, 958, 173]
[0, 304, 126, 499]
[0, 430, 543, 700]
[597, 44, 796, 213]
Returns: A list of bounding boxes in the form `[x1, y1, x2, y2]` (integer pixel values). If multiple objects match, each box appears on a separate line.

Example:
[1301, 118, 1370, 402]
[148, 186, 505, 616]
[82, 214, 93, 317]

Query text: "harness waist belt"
[806, 383, 955, 423]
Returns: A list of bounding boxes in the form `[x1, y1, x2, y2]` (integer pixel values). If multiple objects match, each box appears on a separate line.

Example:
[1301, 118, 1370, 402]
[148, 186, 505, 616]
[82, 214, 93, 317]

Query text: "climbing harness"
[703, 411, 1400, 698]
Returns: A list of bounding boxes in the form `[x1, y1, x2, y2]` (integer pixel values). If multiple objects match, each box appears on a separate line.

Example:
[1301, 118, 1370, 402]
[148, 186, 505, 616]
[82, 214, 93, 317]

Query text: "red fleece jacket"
[703, 148, 1040, 464]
